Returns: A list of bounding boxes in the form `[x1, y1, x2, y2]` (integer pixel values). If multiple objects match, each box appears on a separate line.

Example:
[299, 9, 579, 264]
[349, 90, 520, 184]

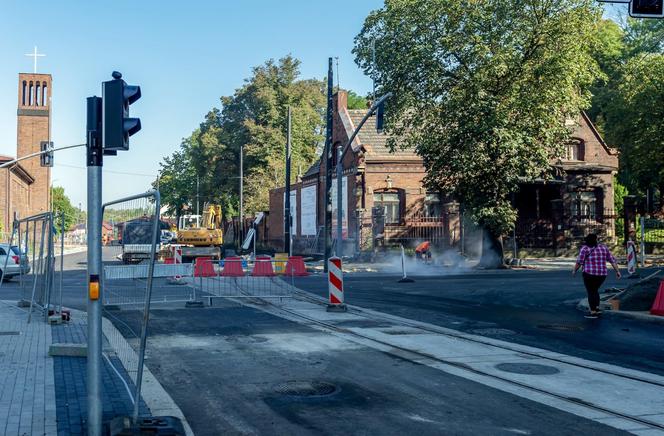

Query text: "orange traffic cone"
[650, 280, 664, 316]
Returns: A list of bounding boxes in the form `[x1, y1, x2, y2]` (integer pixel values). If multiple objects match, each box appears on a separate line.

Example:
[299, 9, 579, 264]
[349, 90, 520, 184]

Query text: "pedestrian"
[415, 241, 432, 263]
[573, 233, 621, 318]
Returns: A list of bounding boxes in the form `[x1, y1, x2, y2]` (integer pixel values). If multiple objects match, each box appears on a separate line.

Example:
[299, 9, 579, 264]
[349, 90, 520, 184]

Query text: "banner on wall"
[300, 185, 317, 236]
[330, 176, 348, 239]
[283, 190, 297, 235]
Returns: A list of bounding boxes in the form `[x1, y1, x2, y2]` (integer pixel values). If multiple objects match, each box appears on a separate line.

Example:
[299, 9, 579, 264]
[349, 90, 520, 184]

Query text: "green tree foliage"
[157, 55, 326, 219]
[50, 186, 77, 233]
[354, 0, 602, 264]
[605, 54, 664, 204]
[346, 90, 369, 109]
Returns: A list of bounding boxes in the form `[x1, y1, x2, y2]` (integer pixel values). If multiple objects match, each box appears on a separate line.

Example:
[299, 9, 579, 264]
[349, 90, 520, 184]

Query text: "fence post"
[623, 195, 638, 246]
[550, 199, 564, 256]
[640, 216, 646, 268]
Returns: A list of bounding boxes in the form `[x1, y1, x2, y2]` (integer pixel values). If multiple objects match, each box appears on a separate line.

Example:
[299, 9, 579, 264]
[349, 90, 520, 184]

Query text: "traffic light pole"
[284, 106, 292, 255]
[324, 58, 333, 272]
[86, 96, 103, 436]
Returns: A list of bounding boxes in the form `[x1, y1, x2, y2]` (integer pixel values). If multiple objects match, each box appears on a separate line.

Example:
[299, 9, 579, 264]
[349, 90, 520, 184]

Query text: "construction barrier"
[274, 253, 288, 274]
[194, 257, 216, 277]
[220, 257, 245, 277]
[285, 256, 309, 277]
[252, 256, 275, 277]
[650, 280, 664, 316]
[327, 256, 346, 312]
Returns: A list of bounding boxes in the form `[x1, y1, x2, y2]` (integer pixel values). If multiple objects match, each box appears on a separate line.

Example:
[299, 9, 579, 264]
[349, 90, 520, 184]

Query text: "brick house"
[267, 91, 618, 255]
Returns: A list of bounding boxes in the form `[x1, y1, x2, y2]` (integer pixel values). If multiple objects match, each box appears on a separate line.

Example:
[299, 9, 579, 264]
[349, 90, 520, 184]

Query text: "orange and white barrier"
[327, 257, 346, 312]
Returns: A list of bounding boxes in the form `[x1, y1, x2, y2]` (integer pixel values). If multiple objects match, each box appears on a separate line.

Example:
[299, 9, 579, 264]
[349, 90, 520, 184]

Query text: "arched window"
[42, 82, 48, 106]
[374, 190, 402, 224]
[28, 82, 34, 106]
[35, 83, 40, 106]
[22, 81, 27, 106]
[566, 140, 585, 161]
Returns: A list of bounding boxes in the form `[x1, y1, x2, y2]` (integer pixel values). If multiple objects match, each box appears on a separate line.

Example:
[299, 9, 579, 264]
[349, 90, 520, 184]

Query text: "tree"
[604, 54, 664, 209]
[346, 90, 369, 109]
[154, 149, 198, 221]
[354, 0, 602, 267]
[50, 186, 77, 233]
[157, 55, 326, 219]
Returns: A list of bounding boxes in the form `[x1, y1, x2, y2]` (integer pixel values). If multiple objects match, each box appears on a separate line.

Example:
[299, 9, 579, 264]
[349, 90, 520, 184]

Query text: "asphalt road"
[110, 305, 627, 436]
[292, 267, 664, 376]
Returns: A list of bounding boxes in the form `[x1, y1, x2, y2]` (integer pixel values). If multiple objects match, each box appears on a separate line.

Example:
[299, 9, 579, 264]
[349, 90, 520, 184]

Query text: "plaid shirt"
[577, 244, 616, 276]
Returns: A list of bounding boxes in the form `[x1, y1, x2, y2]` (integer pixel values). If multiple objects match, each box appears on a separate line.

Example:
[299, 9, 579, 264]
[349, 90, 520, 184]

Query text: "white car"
[0, 244, 30, 280]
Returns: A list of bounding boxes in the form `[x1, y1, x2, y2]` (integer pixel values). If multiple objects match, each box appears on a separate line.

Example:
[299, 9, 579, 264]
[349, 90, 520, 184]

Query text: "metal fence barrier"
[0, 211, 65, 323]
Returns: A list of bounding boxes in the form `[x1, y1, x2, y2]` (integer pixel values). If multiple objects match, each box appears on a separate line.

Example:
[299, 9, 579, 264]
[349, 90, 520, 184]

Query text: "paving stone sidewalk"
[0, 301, 148, 436]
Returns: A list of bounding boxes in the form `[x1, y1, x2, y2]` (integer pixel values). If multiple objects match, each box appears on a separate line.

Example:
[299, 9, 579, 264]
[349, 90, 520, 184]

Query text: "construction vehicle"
[176, 203, 224, 262]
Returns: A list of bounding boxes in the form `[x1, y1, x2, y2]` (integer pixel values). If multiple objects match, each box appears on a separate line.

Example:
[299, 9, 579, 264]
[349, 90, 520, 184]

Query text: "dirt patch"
[617, 274, 662, 311]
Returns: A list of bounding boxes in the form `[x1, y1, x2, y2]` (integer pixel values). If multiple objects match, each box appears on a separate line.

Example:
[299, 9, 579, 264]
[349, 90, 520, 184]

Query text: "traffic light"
[630, 0, 664, 18]
[376, 100, 386, 133]
[102, 71, 141, 151]
[40, 141, 53, 167]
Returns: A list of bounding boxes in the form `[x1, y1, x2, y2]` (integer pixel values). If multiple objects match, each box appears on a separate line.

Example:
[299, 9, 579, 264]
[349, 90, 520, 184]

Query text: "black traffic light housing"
[40, 141, 53, 167]
[376, 101, 386, 133]
[102, 71, 141, 151]
[630, 0, 664, 18]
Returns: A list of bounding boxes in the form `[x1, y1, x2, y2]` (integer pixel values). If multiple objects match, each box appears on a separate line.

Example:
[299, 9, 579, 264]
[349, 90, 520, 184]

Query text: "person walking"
[573, 233, 621, 318]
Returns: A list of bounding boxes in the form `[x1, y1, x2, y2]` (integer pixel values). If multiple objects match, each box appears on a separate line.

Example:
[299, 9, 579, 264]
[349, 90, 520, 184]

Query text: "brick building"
[267, 91, 618, 255]
[0, 73, 52, 232]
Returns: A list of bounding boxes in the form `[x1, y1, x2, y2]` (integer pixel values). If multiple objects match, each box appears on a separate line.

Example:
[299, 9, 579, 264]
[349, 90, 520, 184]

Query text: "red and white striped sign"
[627, 240, 637, 275]
[328, 257, 344, 305]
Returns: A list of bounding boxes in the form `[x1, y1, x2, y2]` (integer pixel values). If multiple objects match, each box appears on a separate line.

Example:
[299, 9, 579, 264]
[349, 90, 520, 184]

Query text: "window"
[22, 81, 27, 106]
[28, 82, 33, 106]
[424, 192, 442, 217]
[42, 82, 48, 106]
[374, 192, 401, 224]
[35, 83, 40, 106]
[573, 192, 596, 218]
[566, 141, 584, 161]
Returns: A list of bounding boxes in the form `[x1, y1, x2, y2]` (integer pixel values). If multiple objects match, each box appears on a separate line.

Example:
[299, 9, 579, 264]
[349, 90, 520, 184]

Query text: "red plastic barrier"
[194, 257, 216, 277]
[252, 256, 275, 277]
[164, 258, 175, 265]
[285, 256, 309, 277]
[650, 280, 664, 316]
[221, 257, 245, 277]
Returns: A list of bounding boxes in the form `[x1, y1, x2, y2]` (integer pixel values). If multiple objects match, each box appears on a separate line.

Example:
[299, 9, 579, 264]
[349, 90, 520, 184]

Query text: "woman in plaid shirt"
[573, 234, 621, 318]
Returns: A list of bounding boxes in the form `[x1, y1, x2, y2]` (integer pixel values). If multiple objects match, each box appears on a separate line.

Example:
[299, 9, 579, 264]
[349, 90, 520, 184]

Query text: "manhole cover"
[274, 381, 338, 397]
[0, 331, 20, 335]
[495, 363, 560, 375]
[470, 328, 516, 335]
[537, 324, 584, 332]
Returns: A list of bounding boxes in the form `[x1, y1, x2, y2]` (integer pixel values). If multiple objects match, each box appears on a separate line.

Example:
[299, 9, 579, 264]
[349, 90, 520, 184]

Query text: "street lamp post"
[335, 92, 392, 258]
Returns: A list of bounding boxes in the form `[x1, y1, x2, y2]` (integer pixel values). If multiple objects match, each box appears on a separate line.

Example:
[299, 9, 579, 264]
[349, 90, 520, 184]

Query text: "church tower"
[17, 73, 51, 215]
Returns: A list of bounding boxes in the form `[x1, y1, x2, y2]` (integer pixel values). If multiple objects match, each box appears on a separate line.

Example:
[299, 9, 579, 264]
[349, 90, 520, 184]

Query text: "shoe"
[584, 313, 599, 319]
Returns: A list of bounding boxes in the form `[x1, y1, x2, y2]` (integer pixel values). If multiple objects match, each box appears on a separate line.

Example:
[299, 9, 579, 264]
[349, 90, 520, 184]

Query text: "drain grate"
[0, 331, 20, 336]
[537, 324, 584, 332]
[274, 381, 338, 397]
[495, 363, 560, 375]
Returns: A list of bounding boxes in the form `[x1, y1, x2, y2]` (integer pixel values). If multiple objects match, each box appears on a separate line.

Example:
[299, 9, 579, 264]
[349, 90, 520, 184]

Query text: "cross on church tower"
[24, 46, 46, 73]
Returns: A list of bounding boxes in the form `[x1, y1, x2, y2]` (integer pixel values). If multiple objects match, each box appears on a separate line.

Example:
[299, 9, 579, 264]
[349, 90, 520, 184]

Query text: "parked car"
[0, 244, 30, 280]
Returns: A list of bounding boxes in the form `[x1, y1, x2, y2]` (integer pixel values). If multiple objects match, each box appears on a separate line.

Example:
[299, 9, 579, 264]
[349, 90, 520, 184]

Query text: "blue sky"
[0, 0, 383, 207]
[0, 0, 624, 208]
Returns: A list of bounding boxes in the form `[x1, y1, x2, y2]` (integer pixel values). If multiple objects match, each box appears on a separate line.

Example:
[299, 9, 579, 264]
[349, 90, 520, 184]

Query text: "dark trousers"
[583, 272, 606, 311]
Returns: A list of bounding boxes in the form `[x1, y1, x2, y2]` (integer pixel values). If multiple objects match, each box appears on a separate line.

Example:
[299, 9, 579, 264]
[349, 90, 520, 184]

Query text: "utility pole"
[336, 144, 343, 257]
[284, 106, 292, 255]
[196, 175, 200, 217]
[324, 57, 334, 272]
[239, 145, 244, 249]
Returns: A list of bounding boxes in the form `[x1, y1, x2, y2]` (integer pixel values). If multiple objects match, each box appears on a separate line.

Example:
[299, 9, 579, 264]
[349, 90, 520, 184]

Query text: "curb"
[576, 298, 664, 325]
[101, 316, 195, 436]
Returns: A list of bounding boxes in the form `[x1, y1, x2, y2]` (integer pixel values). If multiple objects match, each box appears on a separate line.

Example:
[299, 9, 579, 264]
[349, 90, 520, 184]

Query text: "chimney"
[333, 90, 347, 113]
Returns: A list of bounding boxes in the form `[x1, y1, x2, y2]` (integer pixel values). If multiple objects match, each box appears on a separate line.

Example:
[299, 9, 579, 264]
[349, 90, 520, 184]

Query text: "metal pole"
[196, 175, 200, 218]
[86, 95, 103, 436]
[336, 145, 343, 257]
[133, 192, 160, 422]
[324, 57, 334, 272]
[44, 213, 54, 320]
[59, 211, 65, 313]
[640, 216, 646, 268]
[284, 106, 292, 255]
[239, 145, 243, 249]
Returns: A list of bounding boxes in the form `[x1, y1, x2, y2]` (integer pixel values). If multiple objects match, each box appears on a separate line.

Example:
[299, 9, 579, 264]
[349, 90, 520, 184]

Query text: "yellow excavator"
[176, 203, 224, 261]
